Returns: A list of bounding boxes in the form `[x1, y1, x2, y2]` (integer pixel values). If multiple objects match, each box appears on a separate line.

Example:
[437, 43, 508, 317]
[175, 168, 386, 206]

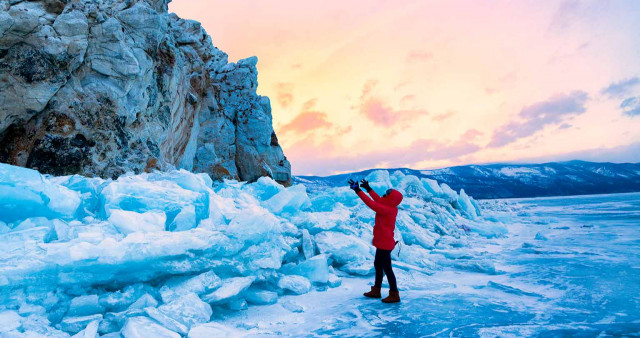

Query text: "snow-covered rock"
[0, 0, 290, 184]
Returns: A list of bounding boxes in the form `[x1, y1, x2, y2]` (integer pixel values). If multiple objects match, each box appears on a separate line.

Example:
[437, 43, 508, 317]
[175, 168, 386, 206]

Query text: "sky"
[169, 0, 640, 176]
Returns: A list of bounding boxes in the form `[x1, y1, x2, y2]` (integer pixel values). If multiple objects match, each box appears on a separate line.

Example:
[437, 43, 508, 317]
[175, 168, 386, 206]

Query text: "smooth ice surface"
[15, 163, 638, 336]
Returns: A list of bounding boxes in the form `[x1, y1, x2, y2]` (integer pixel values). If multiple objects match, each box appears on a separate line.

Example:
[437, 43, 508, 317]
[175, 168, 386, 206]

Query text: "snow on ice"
[0, 163, 505, 336]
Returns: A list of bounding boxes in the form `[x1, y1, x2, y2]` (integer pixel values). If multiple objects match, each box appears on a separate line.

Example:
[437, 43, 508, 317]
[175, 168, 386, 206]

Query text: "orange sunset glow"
[169, 0, 640, 176]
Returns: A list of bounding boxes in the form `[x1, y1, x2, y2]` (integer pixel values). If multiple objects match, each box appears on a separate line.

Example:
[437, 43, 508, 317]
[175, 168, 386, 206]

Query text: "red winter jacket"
[356, 189, 403, 250]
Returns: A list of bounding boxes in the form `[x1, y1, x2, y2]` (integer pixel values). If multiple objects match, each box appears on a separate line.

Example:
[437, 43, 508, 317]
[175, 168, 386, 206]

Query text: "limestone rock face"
[0, 0, 291, 184]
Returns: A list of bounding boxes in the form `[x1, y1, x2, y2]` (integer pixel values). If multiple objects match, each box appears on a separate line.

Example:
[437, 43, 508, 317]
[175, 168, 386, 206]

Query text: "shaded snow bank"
[0, 163, 507, 336]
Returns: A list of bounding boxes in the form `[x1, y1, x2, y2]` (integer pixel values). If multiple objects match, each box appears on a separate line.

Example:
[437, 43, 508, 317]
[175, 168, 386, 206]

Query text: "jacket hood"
[381, 189, 403, 207]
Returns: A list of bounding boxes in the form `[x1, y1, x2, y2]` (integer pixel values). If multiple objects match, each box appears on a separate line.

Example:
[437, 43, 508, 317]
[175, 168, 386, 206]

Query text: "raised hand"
[360, 179, 372, 192]
[348, 179, 361, 192]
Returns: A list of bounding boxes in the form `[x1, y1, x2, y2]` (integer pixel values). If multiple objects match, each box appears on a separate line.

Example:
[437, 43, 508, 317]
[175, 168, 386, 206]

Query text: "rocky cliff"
[0, 0, 291, 184]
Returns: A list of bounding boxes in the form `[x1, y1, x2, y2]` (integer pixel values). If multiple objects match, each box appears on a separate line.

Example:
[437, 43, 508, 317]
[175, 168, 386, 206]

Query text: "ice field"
[1, 162, 639, 337]
[227, 193, 640, 337]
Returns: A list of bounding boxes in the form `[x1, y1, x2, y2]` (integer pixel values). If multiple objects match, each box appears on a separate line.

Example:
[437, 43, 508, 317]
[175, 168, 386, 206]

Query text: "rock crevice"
[0, 0, 292, 184]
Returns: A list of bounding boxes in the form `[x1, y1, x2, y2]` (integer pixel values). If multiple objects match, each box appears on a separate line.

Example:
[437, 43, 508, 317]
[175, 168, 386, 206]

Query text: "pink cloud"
[279, 98, 334, 135]
[280, 111, 332, 134]
[301, 98, 317, 111]
[432, 111, 455, 121]
[461, 129, 483, 140]
[359, 81, 428, 126]
[361, 98, 396, 126]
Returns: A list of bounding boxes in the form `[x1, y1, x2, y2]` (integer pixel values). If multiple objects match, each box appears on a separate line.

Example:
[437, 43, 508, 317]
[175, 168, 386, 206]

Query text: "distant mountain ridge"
[293, 161, 640, 199]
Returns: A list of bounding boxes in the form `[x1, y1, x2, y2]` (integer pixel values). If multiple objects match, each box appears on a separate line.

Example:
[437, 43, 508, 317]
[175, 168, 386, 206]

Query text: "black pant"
[374, 248, 398, 292]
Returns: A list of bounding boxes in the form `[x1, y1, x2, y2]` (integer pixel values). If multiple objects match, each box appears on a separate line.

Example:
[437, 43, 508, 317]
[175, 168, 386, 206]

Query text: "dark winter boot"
[382, 290, 400, 303]
[363, 286, 381, 298]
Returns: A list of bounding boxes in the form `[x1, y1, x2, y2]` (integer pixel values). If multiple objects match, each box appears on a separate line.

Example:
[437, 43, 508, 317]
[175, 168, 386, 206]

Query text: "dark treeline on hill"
[294, 161, 640, 199]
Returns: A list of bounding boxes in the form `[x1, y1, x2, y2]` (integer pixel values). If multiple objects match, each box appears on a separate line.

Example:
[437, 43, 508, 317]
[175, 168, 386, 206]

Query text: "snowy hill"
[294, 161, 640, 199]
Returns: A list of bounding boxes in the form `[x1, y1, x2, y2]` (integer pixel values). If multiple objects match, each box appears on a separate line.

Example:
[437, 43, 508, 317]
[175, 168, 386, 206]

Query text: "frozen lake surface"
[225, 193, 640, 337]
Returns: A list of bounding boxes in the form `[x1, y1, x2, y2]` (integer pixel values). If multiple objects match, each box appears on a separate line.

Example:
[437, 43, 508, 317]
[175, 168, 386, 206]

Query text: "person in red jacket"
[349, 178, 403, 303]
